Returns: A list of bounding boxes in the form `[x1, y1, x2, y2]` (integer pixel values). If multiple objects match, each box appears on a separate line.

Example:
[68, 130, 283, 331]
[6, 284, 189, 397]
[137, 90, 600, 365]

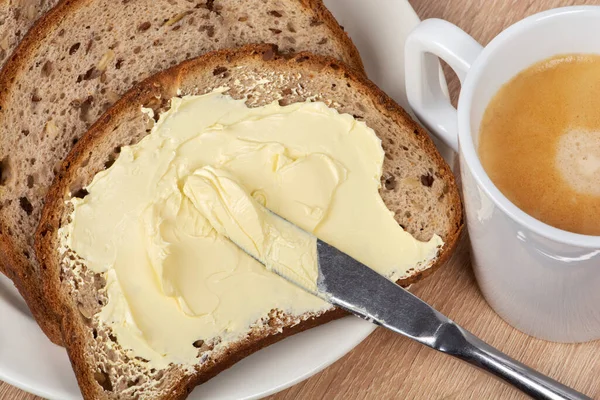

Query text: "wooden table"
[3, 0, 600, 399]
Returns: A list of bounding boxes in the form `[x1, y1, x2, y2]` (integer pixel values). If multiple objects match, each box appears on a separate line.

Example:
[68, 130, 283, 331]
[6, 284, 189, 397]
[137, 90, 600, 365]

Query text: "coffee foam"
[479, 53, 600, 235]
[556, 129, 600, 195]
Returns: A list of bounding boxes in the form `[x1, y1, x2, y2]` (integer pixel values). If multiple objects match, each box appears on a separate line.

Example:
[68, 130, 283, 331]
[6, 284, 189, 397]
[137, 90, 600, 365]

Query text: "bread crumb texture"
[0, 0, 60, 66]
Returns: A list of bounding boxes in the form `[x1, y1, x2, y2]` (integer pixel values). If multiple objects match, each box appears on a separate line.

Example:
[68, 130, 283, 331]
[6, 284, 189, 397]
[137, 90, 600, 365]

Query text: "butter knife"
[314, 239, 589, 400]
[233, 215, 592, 400]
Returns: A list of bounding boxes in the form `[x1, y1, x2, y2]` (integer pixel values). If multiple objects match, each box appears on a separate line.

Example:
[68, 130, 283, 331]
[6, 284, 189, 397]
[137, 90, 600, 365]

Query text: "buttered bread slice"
[0, 0, 362, 345]
[36, 45, 462, 399]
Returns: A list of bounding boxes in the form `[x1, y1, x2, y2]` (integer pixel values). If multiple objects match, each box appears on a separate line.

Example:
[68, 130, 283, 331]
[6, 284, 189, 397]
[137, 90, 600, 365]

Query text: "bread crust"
[35, 45, 462, 399]
[299, 0, 364, 72]
[0, 0, 60, 67]
[0, 0, 364, 346]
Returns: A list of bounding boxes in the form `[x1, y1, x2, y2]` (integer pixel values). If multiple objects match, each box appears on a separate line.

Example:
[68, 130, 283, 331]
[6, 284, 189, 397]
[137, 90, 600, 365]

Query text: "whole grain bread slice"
[0, 0, 60, 67]
[0, 0, 363, 345]
[35, 45, 462, 400]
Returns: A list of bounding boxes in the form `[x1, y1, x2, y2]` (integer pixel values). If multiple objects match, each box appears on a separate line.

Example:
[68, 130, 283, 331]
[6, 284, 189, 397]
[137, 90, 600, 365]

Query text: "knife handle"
[437, 322, 591, 400]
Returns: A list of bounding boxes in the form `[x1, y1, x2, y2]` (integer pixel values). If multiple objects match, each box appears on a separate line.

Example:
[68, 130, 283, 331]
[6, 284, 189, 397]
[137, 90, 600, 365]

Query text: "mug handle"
[405, 19, 483, 152]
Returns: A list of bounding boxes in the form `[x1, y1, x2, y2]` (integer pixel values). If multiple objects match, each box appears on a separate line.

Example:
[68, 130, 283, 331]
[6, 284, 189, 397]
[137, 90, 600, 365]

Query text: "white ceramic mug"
[405, 6, 600, 343]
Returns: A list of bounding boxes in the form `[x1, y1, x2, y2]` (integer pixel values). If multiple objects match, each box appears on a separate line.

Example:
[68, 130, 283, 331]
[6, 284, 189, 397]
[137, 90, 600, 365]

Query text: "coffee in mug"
[478, 54, 600, 235]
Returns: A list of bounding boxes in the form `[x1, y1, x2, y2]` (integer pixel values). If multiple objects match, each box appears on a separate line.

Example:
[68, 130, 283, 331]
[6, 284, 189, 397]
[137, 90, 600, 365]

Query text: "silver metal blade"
[315, 239, 453, 349]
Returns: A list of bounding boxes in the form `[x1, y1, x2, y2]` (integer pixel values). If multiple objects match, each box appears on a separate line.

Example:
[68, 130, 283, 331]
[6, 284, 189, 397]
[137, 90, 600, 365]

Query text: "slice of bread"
[0, 0, 59, 66]
[36, 45, 462, 400]
[0, 0, 363, 345]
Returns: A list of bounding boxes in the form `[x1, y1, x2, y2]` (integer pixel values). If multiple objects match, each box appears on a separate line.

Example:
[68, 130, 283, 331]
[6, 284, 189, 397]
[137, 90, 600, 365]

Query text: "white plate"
[0, 1, 452, 399]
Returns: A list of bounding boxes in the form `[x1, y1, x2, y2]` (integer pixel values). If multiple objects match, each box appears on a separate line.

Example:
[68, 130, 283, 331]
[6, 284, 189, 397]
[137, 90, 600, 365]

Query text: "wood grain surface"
[3, 1, 600, 399]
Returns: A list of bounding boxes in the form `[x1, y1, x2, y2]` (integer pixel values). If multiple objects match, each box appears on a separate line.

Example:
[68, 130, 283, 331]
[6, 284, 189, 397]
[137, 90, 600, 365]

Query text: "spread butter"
[60, 89, 443, 369]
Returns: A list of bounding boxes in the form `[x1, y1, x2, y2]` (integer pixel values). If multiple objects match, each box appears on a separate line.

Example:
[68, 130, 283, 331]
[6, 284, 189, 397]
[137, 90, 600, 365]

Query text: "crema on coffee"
[479, 54, 600, 235]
